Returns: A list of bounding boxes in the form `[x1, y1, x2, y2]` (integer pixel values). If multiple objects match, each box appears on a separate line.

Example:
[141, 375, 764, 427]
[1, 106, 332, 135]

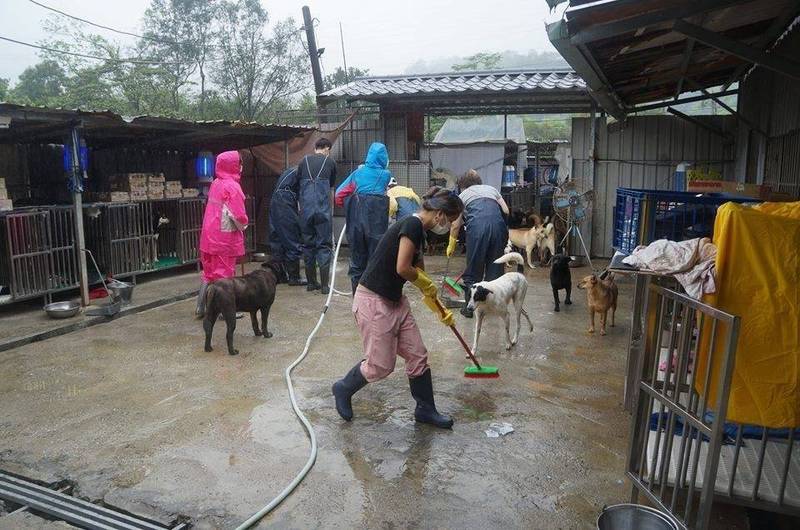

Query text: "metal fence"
[626, 285, 800, 529]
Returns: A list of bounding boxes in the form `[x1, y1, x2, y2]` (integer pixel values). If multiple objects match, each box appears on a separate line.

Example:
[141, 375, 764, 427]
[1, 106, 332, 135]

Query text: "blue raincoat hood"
[364, 142, 389, 169]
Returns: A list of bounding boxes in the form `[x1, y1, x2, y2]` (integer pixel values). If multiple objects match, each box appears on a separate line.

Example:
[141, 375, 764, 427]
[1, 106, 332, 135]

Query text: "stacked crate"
[148, 173, 165, 200]
[109, 173, 147, 201]
[0, 178, 11, 211]
[181, 188, 199, 198]
[164, 180, 183, 199]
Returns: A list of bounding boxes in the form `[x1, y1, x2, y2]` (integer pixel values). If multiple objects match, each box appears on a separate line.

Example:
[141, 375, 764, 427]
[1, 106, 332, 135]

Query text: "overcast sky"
[0, 0, 563, 83]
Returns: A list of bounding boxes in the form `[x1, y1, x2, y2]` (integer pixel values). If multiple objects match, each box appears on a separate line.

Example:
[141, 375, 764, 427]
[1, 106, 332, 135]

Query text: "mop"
[433, 299, 499, 379]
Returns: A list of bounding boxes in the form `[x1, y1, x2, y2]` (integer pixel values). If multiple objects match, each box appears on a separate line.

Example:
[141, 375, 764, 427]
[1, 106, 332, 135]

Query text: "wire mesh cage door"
[178, 198, 205, 263]
[105, 202, 150, 277]
[47, 206, 79, 293]
[3, 209, 52, 300]
[627, 285, 741, 530]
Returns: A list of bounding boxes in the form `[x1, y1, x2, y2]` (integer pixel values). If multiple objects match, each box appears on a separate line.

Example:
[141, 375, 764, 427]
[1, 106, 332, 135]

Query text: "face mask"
[431, 213, 451, 235]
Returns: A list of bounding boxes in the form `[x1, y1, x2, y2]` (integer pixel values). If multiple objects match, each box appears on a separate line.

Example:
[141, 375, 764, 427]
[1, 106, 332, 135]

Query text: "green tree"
[141, 0, 218, 117]
[452, 52, 502, 72]
[11, 60, 67, 104]
[324, 66, 368, 90]
[212, 0, 308, 121]
[0, 78, 9, 101]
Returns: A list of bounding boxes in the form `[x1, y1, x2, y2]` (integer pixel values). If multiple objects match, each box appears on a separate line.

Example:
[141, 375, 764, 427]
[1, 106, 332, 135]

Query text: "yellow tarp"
[696, 201, 800, 427]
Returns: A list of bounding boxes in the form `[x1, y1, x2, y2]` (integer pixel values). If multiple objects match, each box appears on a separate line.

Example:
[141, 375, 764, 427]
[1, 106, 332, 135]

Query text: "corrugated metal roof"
[0, 102, 313, 150]
[548, 0, 800, 118]
[320, 69, 586, 99]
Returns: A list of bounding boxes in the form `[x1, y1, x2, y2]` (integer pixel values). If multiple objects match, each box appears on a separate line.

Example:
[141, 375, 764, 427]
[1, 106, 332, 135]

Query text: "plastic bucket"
[597, 504, 678, 530]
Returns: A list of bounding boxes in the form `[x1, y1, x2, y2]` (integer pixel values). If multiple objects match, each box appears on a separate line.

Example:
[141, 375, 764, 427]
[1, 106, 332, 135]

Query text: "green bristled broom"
[434, 299, 499, 379]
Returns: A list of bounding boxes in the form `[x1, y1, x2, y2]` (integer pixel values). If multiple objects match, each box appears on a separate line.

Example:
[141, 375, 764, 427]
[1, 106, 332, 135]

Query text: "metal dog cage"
[83, 201, 157, 279]
[627, 285, 800, 529]
[0, 206, 80, 304]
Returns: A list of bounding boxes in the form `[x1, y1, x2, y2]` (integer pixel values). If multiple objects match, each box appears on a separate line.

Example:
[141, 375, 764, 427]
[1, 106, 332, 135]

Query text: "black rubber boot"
[286, 260, 307, 286]
[460, 285, 474, 318]
[409, 369, 454, 429]
[267, 261, 288, 284]
[332, 361, 368, 421]
[305, 261, 320, 291]
[195, 282, 208, 320]
[320, 263, 330, 295]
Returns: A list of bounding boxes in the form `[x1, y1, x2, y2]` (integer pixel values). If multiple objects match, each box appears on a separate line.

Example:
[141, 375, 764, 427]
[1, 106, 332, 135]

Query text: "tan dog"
[508, 216, 550, 268]
[534, 222, 556, 264]
[577, 273, 618, 335]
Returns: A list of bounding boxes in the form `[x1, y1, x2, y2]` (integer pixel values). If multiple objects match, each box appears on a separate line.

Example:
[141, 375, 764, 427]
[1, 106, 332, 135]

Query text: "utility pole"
[302, 6, 325, 96]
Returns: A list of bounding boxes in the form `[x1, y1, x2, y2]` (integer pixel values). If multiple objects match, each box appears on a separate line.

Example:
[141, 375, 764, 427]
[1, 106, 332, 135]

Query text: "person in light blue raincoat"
[335, 142, 392, 294]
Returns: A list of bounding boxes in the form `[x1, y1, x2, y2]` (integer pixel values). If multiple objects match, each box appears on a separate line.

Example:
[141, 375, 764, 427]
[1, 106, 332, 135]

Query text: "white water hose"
[236, 224, 347, 529]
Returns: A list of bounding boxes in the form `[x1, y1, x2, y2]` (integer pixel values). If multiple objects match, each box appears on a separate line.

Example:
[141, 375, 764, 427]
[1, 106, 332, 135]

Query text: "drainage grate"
[0, 470, 189, 530]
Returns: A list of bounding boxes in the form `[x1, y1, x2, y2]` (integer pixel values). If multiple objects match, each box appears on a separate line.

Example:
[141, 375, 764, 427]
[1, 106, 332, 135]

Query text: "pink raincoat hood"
[215, 150, 241, 181]
[199, 150, 248, 258]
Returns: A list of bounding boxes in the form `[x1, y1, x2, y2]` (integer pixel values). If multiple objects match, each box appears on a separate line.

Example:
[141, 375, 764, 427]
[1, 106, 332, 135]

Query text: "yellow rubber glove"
[411, 268, 438, 298]
[423, 295, 455, 327]
[446, 235, 458, 257]
[412, 269, 454, 326]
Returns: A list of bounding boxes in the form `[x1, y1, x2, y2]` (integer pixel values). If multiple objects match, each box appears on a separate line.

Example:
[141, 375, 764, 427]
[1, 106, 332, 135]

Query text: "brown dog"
[577, 273, 618, 335]
[203, 264, 278, 355]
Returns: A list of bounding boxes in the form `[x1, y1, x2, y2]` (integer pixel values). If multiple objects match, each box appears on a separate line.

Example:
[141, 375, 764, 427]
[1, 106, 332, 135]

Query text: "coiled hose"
[236, 224, 347, 529]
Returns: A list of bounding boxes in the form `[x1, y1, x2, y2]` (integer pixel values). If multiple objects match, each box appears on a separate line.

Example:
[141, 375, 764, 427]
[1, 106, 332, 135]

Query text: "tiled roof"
[319, 69, 586, 100]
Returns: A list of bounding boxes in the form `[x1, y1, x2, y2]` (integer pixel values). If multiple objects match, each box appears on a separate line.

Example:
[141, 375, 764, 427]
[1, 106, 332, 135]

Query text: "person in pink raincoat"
[195, 150, 249, 317]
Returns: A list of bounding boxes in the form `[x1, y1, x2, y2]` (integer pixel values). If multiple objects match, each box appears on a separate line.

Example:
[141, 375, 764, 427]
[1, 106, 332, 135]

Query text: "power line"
[0, 34, 192, 66]
[27, 0, 167, 44]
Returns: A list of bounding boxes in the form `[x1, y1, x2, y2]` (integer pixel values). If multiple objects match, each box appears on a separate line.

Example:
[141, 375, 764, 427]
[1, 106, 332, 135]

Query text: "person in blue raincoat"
[335, 142, 392, 294]
[448, 169, 510, 318]
[297, 138, 337, 294]
[268, 167, 306, 286]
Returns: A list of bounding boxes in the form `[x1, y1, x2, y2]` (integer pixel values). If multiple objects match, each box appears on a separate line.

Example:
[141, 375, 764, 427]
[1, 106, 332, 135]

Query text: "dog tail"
[494, 252, 525, 267]
[205, 282, 216, 309]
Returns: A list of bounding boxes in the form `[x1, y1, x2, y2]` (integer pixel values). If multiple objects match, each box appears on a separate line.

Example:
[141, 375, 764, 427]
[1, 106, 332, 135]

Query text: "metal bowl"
[251, 252, 268, 262]
[597, 504, 678, 530]
[44, 301, 81, 319]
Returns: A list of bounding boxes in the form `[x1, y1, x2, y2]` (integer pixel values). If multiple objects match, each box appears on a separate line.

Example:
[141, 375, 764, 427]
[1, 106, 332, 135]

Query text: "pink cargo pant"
[200, 252, 237, 283]
[353, 286, 429, 382]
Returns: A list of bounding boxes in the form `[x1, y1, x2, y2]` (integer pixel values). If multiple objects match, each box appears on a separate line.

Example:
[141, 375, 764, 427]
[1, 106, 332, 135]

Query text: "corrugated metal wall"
[572, 115, 736, 257]
[736, 23, 800, 197]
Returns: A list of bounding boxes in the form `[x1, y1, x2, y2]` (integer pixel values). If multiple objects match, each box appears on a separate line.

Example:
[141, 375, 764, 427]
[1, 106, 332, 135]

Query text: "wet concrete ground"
[0, 256, 752, 529]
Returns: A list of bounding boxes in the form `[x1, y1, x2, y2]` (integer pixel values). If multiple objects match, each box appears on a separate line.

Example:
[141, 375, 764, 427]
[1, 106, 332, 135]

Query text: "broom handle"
[433, 298, 482, 369]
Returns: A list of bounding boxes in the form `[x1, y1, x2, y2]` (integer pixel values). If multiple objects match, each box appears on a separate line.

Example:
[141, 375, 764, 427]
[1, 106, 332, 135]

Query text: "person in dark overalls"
[387, 177, 421, 221]
[335, 142, 392, 294]
[297, 138, 337, 294]
[268, 167, 306, 286]
[448, 169, 510, 318]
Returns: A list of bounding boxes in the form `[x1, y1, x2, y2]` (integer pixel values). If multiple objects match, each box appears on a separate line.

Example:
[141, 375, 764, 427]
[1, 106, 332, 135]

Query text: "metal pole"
[339, 22, 348, 82]
[302, 6, 325, 96]
[70, 126, 89, 306]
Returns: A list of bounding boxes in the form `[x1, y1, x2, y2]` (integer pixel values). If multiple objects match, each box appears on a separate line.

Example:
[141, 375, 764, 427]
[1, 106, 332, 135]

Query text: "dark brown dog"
[203, 264, 277, 355]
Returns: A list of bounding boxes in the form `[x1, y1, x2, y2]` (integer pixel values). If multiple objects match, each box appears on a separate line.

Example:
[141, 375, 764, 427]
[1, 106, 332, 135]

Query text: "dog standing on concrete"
[464, 252, 533, 355]
[203, 264, 278, 355]
[549, 254, 573, 312]
[577, 273, 618, 335]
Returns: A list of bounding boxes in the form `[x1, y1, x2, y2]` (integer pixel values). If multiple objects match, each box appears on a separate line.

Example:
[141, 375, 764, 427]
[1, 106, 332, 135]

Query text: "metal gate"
[178, 198, 204, 263]
[0, 207, 80, 302]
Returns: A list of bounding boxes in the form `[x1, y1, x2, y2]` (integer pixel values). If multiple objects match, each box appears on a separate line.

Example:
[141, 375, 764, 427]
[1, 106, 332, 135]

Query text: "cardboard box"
[182, 188, 200, 198]
[130, 191, 148, 201]
[148, 173, 165, 184]
[148, 191, 164, 200]
[0, 198, 13, 211]
[0, 188, 7, 200]
[91, 192, 130, 203]
[687, 180, 772, 200]
[165, 180, 183, 190]
[0, 177, 5, 188]
[148, 183, 165, 192]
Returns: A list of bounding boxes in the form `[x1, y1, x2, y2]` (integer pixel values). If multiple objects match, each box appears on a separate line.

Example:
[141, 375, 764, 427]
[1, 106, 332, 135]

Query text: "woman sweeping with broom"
[332, 187, 464, 429]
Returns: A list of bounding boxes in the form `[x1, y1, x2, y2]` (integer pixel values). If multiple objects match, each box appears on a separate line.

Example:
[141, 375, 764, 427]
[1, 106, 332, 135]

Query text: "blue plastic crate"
[613, 188, 761, 253]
